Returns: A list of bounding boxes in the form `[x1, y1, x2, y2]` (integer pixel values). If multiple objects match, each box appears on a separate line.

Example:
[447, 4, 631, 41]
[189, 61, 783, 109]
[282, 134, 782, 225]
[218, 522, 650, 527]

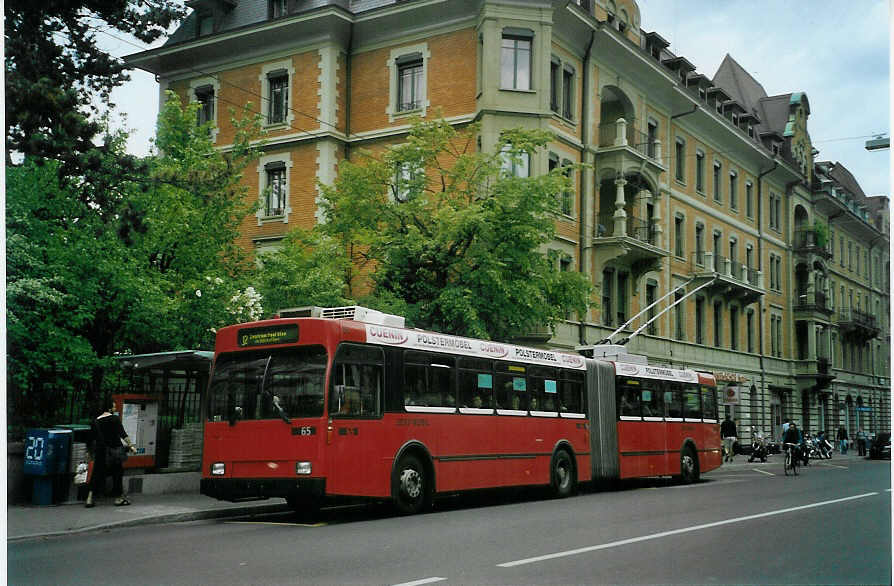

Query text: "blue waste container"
[24, 428, 72, 505]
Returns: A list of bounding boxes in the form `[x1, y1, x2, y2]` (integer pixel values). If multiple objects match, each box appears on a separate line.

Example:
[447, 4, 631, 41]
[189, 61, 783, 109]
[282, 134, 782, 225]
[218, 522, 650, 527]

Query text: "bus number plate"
[291, 426, 316, 436]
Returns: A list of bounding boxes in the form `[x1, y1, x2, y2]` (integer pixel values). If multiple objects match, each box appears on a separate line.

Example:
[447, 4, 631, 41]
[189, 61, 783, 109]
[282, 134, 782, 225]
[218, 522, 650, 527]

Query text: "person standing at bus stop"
[721, 416, 737, 463]
[85, 401, 137, 508]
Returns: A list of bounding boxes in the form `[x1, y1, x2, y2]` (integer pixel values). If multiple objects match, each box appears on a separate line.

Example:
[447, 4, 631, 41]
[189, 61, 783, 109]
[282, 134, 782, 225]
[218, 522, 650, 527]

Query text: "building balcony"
[792, 227, 832, 260]
[795, 356, 835, 389]
[688, 251, 764, 306]
[794, 291, 834, 319]
[596, 118, 666, 173]
[594, 213, 669, 281]
[813, 185, 880, 240]
[837, 309, 880, 341]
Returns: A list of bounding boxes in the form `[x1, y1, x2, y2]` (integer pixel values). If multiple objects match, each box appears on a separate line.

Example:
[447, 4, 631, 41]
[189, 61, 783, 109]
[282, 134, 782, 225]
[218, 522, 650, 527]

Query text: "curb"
[8, 502, 291, 543]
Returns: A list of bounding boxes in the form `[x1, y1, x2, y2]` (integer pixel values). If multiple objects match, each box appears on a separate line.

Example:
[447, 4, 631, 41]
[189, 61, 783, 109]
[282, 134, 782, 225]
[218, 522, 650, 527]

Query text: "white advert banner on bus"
[364, 325, 587, 370]
[613, 362, 699, 383]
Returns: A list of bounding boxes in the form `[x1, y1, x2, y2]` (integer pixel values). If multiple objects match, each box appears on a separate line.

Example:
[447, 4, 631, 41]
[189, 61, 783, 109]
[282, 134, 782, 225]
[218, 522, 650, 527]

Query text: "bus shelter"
[115, 351, 212, 471]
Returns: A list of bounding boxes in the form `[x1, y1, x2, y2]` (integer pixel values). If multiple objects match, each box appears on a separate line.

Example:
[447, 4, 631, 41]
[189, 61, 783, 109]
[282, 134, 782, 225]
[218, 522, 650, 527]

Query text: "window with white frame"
[549, 58, 560, 113]
[695, 150, 705, 193]
[674, 138, 685, 182]
[674, 213, 685, 258]
[267, 71, 289, 125]
[387, 44, 430, 122]
[393, 161, 423, 202]
[561, 159, 574, 216]
[260, 61, 294, 128]
[745, 180, 754, 218]
[729, 170, 738, 210]
[397, 54, 424, 112]
[501, 29, 532, 90]
[500, 145, 530, 177]
[713, 160, 722, 203]
[263, 162, 287, 217]
[190, 77, 220, 141]
[562, 65, 574, 119]
[195, 86, 214, 127]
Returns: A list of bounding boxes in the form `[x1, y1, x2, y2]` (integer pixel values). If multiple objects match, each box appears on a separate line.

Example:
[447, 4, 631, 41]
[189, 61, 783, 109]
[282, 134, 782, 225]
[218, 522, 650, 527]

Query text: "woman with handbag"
[85, 401, 137, 508]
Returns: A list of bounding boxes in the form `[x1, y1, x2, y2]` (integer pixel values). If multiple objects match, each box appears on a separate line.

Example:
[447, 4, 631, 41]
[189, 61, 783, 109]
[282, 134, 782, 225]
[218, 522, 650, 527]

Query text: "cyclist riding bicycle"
[783, 422, 801, 468]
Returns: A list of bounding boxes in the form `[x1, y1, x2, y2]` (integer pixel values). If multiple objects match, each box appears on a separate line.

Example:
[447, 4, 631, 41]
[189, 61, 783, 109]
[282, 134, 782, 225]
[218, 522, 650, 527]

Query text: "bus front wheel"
[551, 450, 575, 498]
[392, 453, 430, 515]
[680, 446, 700, 484]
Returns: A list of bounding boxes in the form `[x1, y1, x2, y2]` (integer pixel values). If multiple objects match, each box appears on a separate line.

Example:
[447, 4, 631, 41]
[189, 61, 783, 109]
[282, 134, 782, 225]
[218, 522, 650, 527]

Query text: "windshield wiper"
[259, 355, 290, 424]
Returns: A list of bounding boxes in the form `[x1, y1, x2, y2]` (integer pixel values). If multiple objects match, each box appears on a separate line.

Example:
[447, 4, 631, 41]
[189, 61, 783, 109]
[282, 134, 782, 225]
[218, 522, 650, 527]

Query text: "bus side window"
[527, 366, 557, 413]
[684, 387, 701, 419]
[617, 383, 641, 418]
[665, 383, 683, 418]
[404, 362, 427, 406]
[458, 357, 493, 410]
[559, 371, 585, 414]
[496, 374, 527, 411]
[329, 343, 384, 418]
[641, 380, 662, 418]
[429, 357, 456, 408]
[701, 385, 718, 420]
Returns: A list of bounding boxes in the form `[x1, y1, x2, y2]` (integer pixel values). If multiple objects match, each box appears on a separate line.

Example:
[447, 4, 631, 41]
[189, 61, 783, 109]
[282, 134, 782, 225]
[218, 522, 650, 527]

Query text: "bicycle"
[783, 442, 800, 476]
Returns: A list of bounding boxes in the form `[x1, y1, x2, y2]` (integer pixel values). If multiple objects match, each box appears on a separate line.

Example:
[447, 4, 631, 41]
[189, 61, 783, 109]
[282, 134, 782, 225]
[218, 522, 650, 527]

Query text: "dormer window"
[197, 12, 213, 37]
[731, 113, 738, 126]
[699, 87, 707, 101]
[747, 124, 754, 138]
[269, 0, 286, 19]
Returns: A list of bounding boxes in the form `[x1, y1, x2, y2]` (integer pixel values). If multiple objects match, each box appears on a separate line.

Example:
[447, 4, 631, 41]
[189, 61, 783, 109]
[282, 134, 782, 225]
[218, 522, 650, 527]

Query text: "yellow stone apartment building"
[128, 0, 890, 441]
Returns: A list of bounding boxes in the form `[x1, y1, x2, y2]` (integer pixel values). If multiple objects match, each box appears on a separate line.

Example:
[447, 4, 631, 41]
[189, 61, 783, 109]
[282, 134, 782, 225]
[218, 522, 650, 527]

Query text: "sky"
[102, 0, 891, 196]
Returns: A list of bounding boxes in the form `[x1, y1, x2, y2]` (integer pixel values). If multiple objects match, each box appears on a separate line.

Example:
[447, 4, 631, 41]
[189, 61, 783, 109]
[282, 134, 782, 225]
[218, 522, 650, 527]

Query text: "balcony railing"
[597, 119, 662, 164]
[838, 308, 878, 330]
[690, 252, 765, 292]
[794, 291, 832, 315]
[596, 213, 656, 245]
[793, 227, 832, 258]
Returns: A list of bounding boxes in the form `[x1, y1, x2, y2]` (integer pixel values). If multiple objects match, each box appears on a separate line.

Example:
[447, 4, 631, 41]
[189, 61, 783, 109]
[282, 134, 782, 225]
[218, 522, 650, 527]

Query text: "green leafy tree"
[5, 0, 183, 180]
[6, 95, 263, 433]
[308, 118, 592, 341]
[255, 229, 354, 314]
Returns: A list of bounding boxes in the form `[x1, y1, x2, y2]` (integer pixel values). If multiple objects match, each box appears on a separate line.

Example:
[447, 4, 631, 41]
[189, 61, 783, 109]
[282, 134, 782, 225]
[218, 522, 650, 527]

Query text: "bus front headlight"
[211, 462, 226, 476]
[295, 462, 312, 475]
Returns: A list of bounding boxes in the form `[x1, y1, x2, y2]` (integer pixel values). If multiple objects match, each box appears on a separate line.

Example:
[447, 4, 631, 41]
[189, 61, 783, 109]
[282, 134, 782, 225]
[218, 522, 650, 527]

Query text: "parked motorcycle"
[747, 429, 769, 463]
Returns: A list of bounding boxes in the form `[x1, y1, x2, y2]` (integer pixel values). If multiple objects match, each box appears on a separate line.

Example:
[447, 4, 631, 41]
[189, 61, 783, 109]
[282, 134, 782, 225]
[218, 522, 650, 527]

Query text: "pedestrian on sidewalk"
[856, 428, 867, 456]
[86, 400, 137, 508]
[837, 425, 849, 455]
[721, 416, 737, 463]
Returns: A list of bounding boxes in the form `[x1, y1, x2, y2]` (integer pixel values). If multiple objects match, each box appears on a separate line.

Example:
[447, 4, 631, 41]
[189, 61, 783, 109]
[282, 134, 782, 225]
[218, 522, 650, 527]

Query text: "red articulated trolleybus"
[201, 306, 721, 514]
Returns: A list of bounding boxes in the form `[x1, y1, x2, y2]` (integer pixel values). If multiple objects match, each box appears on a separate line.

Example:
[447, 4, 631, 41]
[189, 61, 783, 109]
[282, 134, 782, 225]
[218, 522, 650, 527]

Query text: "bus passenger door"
[327, 345, 387, 497]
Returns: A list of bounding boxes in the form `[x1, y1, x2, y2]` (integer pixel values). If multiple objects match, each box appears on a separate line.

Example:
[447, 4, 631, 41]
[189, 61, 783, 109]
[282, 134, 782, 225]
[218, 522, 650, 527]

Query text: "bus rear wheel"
[392, 453, 430, 515]
[551, 450, 575, 498]
[680, 446, 700, 484]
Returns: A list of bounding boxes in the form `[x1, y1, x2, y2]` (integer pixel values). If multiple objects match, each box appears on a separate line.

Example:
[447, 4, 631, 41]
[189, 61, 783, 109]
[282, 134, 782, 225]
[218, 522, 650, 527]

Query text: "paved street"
[9, 456, 890, 585]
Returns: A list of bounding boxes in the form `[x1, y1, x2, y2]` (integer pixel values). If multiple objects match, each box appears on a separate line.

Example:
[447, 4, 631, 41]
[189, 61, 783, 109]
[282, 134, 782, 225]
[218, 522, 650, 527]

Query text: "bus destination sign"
[238, 324, 299, 347]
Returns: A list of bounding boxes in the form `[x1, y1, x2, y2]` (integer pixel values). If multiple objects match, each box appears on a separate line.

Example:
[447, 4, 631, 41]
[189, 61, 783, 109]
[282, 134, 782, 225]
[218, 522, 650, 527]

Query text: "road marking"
[752, 468, 775, 476]
[816, 463, 849, 470]
[497, 492, 878, 568]
[224, 521, 327, 528]
[391, 578, 446, 586]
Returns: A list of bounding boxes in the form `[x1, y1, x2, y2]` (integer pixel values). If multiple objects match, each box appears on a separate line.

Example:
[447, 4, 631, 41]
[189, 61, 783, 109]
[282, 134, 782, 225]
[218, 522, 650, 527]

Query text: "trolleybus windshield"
[208, 346, 327, 422]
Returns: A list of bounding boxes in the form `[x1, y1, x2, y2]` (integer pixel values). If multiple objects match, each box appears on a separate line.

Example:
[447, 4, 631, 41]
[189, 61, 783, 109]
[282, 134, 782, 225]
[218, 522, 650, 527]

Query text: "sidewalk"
[8, 492, 290, 542]
[721, 448, 867, 469]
